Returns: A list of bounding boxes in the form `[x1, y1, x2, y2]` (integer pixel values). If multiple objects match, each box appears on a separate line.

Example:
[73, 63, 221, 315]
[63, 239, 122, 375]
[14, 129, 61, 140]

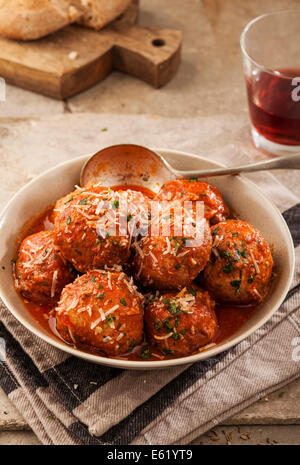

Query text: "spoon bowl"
[80, 144, 174, 191]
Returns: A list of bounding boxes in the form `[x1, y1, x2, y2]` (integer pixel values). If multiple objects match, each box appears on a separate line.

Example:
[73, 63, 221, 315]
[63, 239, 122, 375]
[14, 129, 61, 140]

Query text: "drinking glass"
[240, 10, 300, 154]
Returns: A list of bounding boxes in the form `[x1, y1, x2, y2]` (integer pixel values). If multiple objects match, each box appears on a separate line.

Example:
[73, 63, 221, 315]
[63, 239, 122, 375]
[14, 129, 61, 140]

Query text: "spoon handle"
[176, 152, 300, 178]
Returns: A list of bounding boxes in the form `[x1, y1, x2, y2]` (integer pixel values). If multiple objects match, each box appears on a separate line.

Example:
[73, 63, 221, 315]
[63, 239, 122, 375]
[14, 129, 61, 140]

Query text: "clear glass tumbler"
[240, 10, 300, 154]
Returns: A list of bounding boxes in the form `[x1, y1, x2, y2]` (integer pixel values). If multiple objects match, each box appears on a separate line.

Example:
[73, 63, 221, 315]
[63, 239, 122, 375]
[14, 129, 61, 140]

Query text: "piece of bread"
[0, 0, 80, 40]
[73, 0, 132, 30]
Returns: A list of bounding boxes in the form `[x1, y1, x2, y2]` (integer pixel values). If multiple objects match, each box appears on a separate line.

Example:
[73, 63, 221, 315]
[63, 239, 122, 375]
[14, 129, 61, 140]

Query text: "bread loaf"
[0, 0, 132, 41]
[74, 0, 132, 30]
[0, 0, 80, 40]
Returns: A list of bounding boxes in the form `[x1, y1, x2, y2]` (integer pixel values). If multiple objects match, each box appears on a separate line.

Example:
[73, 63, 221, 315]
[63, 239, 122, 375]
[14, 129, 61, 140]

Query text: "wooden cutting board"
[0, 0, 182, 99]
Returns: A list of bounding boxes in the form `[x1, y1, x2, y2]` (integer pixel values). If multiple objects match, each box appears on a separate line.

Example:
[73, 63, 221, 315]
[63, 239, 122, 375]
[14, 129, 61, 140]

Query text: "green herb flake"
[140, 346, 151, 360]
[230, 279, 241, 294]
[223, 262, 234, 273]
[90, 275, 96, 282]
[120, 298, 127, 306]
[112, 200, 119, 209]
[154, 318, 161, 330]
[220, 250, 232, 259]
[171, 332, 180, 340]
[101, 127, 108, 132]
[278, 392, 285, 398]
[64, 195, 73, 204]
[127, 214, 133, 222]
[212, 227, 219, 236]
[128, 339, 136, 352]
[174, 264, 181, 270]
[96, 292, 105, 300]
[162, 347, 172, 356]
[232, 232, 238, 237]
[187, 289, 197, 296]
[248, 275, 255, 283]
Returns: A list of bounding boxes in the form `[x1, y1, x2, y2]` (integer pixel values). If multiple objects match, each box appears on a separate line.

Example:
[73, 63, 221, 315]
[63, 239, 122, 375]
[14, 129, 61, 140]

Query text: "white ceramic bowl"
[0, 149, 295, 369]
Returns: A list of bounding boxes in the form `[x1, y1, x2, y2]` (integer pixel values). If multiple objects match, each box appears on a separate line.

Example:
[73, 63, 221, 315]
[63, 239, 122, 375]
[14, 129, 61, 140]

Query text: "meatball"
[156, 179, 230, 224]
[53, 186, 149, 273]
[15, 231, 75, 305]
[133, 202, 212, 289]
[203, 220, 274, 304]
[145, 287, 218, 357]
[55, 269, 144, 356]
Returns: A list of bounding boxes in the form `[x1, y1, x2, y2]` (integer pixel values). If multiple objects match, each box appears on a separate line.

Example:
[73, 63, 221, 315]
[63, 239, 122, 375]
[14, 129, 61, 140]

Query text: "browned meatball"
[133, 202, 212, 289]
[15, 231, 75, 305]
[55, 269, 144, 356]
[145, 287, 218, 357]
[156, 179, 230, 224]
[203, 220, 274, 304]
[53, 186, 149, 273]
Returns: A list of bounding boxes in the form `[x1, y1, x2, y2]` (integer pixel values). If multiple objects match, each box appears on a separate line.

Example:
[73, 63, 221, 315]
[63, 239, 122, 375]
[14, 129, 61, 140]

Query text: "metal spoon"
[80, 144, 300, 191]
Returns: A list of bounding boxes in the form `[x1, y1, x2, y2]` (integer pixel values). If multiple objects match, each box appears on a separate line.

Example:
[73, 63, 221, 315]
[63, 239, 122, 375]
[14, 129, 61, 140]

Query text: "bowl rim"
[0, 148, 295, 369]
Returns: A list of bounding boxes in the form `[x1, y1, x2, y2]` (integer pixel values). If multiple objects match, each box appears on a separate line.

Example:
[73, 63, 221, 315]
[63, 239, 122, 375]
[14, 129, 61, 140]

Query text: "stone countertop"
[0, 0, 299, 445]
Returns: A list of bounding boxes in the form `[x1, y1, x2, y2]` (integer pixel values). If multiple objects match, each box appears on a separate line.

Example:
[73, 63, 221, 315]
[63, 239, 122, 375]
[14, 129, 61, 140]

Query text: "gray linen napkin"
[0, 114, 299, 445]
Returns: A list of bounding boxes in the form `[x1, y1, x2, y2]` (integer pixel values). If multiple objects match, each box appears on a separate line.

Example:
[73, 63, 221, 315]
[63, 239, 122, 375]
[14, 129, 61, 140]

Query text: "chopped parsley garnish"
[96, 292, 105, 300]
[128, 339, 136, 352]
[180, 329, 187, 336]
[120, 298, 127, 306]
[248, 275, 255, 283]
[212, 226, 219, 236]
[174, 264, 181, 270]
[171, 332, 180, 340]
[140, 346, 151, 360]
[162, 347, 172, 356]
[90, 275, 96, 282]
[187, 289, 197, 296]
[106, 315, 116, 325]
[66, 216, 71, 225]
[235, 248, 247, 258]
[232, 232, 238, 237]
[11, 258, 18, 264]
[79, 197, 91, 205]
[223, 262, 235, 273]
[154, 318, 161, 330]
[101, 127, 108, 132]
[127, 214, 133, 222]
[163, 318, 173, 331]
[174, 316, 179, 328]
[230, 279, 241, 294]
[162, 298, 170, 306]
[112, 200, 119, 209]
[219, 250, 232, 259]
[42, 282, 48, 287]
[188, 178, 197, 182]
[64, 195, 73, 204]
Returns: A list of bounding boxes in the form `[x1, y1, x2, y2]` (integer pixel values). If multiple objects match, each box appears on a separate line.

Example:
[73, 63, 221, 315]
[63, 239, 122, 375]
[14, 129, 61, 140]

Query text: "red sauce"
[15, 185, 259, 362]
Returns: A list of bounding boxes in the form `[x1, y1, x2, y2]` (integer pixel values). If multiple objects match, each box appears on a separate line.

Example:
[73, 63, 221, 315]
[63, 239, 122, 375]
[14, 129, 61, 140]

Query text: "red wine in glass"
[246, 69, 300, 146]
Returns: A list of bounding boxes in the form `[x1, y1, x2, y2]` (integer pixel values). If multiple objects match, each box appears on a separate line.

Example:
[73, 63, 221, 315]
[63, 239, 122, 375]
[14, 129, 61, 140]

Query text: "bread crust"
[76, 0, 132, 30]
[0, 0, 80, 40]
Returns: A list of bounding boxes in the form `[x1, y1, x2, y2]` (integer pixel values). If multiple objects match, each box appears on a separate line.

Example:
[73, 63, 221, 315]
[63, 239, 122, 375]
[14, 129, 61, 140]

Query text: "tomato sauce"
[15, 185, 259, 362]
